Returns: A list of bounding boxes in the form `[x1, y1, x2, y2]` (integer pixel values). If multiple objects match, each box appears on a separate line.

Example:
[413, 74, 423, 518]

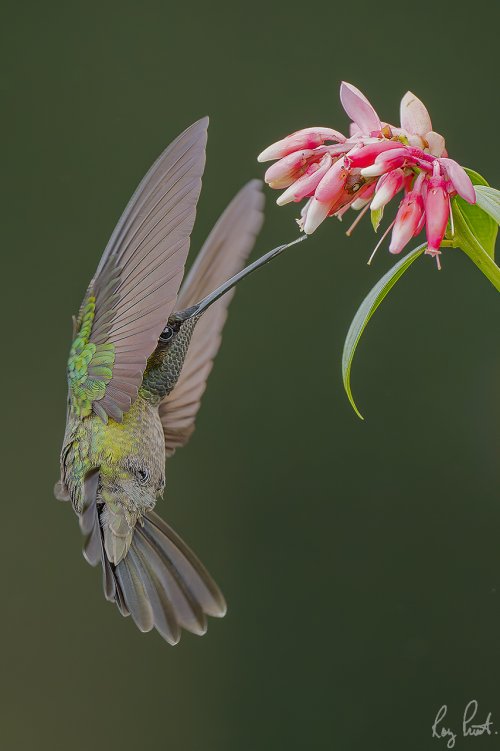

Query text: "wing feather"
[72, 118, 208, 421]
[159, 180, 265, 455]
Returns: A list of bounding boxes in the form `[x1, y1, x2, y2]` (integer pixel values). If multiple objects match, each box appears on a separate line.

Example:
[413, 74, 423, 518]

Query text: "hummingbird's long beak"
[178, 234, 307, 320]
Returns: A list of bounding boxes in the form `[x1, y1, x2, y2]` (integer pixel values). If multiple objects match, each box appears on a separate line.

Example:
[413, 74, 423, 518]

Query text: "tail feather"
[80, 500, 226, 643]
[127, 545, 180, 644]
[143, 511, 227, 618]
[114, 554, 154, 633]
[80, 501, 101, 566]
[134, 528, 207, 636]
[81, 497, 121, 606]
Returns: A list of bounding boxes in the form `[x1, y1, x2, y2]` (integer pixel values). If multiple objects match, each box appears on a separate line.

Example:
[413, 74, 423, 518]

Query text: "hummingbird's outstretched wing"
[69, 119, 208, 423]
[159, 180, 265, 456]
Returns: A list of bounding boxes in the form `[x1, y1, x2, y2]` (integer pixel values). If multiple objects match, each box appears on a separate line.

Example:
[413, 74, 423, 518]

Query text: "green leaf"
[371, 207, 384, 232]
[474, 185, 500, 225]
[451, 200, 500, 292]
[464, 167, 490, 188]
[342, 244, 426, 419]
[454, 168, 498, 260]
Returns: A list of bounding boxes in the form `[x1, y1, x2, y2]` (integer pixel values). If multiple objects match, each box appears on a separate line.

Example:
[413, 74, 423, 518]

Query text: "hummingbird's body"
[61, 318, 197, 565]
[57, 116, 301, 643]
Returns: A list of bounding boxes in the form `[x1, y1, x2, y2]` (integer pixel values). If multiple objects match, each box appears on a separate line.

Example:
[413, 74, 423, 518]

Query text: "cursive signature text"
[432, 700, 496, 748]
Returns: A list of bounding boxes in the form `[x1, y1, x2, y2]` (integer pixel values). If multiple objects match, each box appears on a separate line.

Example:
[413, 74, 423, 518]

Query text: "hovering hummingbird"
[55, 117, 302, 644]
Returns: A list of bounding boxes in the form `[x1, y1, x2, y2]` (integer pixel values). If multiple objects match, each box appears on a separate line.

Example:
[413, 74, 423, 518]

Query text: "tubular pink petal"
[439, 158, 476, 203]
[400, 91, 432, 136]
[264, 149, 317, 189]
[360, 162, 386, 178]
[315, 158, 349, 204]
[327, 189, 358, 217]
[425, 173, 449, 251]
[414, 208, 426, 236]
[340, 81, 381, 135]
[303, 198, 332, 234]
[276, 186, 299, 206]
[388, 192, 424, 254]
[370, 168, 405, 211]
[346, 140, 404, 169]
[360, 146, 410, 177]
[324, 143, 355, 158]
[257, 127, 346, 163]
[276, 154, 333, 205]
[349, 197, 370, 211]
[374, 146, 410, 164]
[361, 150, 407, 177]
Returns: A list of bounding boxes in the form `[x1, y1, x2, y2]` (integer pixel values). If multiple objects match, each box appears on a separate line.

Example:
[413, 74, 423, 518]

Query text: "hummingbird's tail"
[80, 500, 226, 644]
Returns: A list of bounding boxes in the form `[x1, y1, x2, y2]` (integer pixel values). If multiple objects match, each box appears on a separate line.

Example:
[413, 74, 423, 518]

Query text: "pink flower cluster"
[258, 83, 476, 267]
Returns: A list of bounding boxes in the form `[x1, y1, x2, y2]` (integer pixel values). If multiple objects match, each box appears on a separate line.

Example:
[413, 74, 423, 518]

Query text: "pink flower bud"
[302, 197, 333, 235]
[370, 168, 405, 211]
[346, 140, 404, 169]
[350, 180, 377, 210]
[264, 150, 317, 189]
[425, 165, 449, 252]
[314, 158, 349, 205]
[277, 154, 333, 205]
[389, 190, 425, 254]
[360, 147, 409, 177]
[257, 127, 345, 163]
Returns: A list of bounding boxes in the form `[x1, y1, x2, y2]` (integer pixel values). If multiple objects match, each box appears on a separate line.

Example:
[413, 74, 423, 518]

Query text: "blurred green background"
[2, 1, 499, 749]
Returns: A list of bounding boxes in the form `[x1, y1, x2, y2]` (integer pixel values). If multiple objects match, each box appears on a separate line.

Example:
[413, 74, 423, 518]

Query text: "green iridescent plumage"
[67, 296, 115, 417]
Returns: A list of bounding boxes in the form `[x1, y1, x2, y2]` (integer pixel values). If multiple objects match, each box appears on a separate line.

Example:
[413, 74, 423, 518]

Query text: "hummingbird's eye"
[136, 467, 150, 485]
[159, 325, 174, 342]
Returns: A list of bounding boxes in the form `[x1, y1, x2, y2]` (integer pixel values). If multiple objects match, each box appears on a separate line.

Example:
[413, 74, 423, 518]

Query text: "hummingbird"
[55, 117, 303, 644]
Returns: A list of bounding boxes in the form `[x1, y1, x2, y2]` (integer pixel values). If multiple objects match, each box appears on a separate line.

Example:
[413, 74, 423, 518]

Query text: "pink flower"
[277, 153, 333, 205]
[424, 162, 450, 268]
[371, 169, 405, 211]
[257, 127, 345, 162]
[315, 157, 349, 204]
[258, 81, 476, 268]
[360, 147, 410, 177]
[264, 149, 318, 189]
[346, 141, 404, 169]
[389, 174, 425, 255]
[438, 158, 476, 203]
